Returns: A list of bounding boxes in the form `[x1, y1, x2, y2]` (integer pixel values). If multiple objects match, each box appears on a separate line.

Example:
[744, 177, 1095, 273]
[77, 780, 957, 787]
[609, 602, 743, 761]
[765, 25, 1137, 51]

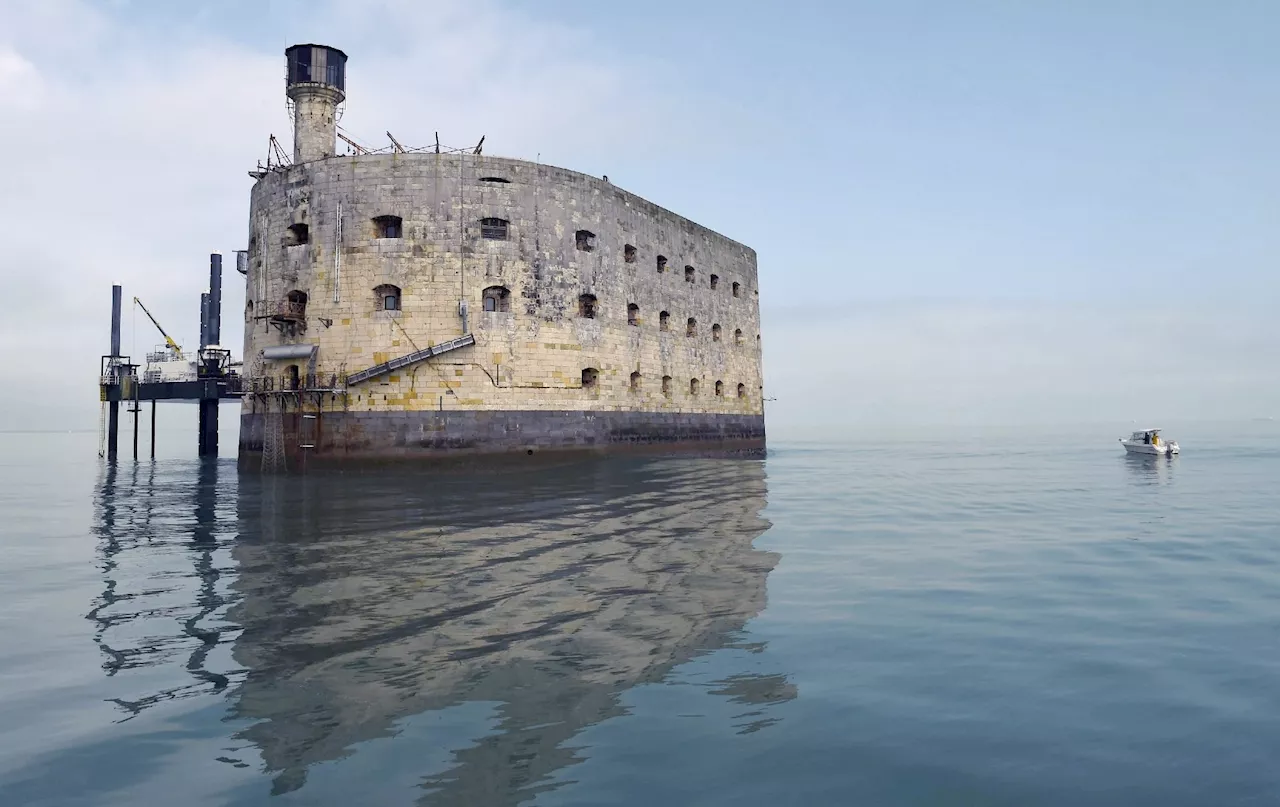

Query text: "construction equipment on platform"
[134, 297, 182, 356]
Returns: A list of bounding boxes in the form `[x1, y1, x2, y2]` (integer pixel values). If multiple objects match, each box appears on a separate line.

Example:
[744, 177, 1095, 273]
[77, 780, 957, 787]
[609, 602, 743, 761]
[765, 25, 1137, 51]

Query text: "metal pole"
[198, 398, 218, 457]
[110, 286, 122, 356]
[132, 398, 138, 460]
[200, 292, 210, 349]
[107, 286, 122, 461]
[208, 253, 222, 346]
[150, 400, 156, 459]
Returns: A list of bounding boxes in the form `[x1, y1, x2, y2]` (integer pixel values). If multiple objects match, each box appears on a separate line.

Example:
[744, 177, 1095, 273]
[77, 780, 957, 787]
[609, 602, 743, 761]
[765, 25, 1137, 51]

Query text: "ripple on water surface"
[0, 425, 1277, 806]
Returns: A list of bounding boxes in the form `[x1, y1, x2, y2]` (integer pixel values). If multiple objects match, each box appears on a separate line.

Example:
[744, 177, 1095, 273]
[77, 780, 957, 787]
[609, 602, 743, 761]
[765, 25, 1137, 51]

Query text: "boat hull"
[1122, 442, 1178, 455]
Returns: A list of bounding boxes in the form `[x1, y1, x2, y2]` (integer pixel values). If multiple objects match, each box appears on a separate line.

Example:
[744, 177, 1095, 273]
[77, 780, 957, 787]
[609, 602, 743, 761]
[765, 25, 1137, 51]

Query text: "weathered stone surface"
[241, 151, 766, 462]
[241, 410, 764, 465]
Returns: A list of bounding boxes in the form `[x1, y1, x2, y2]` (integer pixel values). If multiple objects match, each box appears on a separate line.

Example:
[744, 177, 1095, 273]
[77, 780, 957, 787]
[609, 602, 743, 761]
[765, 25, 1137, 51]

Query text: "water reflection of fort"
[91, 457, 790, 804]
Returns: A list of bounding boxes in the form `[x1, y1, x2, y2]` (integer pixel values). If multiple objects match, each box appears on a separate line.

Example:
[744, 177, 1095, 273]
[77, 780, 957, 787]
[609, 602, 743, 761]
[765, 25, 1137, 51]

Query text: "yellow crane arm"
[133, 297, 182, 354]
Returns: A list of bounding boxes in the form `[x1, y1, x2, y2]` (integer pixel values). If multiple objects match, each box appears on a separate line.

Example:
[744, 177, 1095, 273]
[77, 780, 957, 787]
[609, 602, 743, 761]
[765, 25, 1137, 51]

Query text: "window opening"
[373, 215, 402, 238]
[285, 290, 308, 320]
[578, 294, 598, 319]
[286, 223, 309, 246]
[710, 274, 719, 290]
[627, 303, 639, 326]
[630, 371, 641, 390]
[685, 265, 695, 283]
[733, 282, 741, 297]
[715, 380, 724, 397]
[581, 367, 599, 388]
[737, 383, 747, 399]
[482, 285, 511, 313]
[624, 244, 637, 263]
[712, 323, 722, 342]
[374, 284, 401, 311]
[659, 310, 670, 331]
[689, 378, 699, 396]
[686, 317, 696, 337]
[480, 217, 509, 240]
[479, 176, 511, 184]
[289, 47, 312, 83]
[657, 255, 667, 274]
[734, 328, 743, 345]
[575, 230, 596, 252]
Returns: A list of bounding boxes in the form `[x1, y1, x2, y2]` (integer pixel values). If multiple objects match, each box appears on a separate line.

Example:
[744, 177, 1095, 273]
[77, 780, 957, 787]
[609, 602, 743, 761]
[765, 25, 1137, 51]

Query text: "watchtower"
[285, 44, 347, 163]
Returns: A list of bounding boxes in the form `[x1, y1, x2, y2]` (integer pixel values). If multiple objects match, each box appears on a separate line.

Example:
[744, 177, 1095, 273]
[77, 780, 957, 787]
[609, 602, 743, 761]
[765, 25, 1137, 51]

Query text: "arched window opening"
[689, 378, 699, 396]
[374, 284, 401, 312]
[627, 303, 640, 326]
[734, 328, 743, 345]
[624, 244, 637, 263]
[737, 382, 747, 399]
[712, 323, 722, 342]
[286, 364, 300, 391]
[630, 371, 641, 390]
[656, 255, 668, 274]
[578, 294, 598, 319]
[482, 285, 511, 313]
[286, 223, 309, 246]
[715, 380, 724, 397]
[732, 281, 741, 298]
[686, 317, 697, 337]
[285, 290, 308, 320]
[480, 217, 509, 240]
[659, 310, 670, 331]
[684, 265, 695, 283]
[581, 367, 599, 389]
[710, 274, 720, 290]
[662, 375, 672, 397]
[245, 300, 254, 321]
[479, 176, 510, 184]
[373, 215, 402, 238]
[575, 230, 596, 252]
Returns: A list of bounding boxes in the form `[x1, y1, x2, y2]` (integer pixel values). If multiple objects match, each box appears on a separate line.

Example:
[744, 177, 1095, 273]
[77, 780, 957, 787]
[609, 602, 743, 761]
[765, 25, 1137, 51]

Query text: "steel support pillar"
[198, 400, 218, 457]
[107, 403, 119, 461]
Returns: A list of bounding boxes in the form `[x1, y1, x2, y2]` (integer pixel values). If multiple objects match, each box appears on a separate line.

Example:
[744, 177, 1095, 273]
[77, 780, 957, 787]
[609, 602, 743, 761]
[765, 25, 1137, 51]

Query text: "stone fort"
[239, 44, 765, 464]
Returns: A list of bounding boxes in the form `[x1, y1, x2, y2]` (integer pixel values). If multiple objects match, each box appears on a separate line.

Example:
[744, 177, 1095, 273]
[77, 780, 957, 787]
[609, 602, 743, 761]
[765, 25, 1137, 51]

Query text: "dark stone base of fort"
[238, 410, 766, 468]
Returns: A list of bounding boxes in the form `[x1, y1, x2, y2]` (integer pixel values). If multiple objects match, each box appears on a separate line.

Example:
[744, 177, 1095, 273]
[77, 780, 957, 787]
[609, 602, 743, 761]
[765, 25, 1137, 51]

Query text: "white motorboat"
[1120, 428, 1179, 455]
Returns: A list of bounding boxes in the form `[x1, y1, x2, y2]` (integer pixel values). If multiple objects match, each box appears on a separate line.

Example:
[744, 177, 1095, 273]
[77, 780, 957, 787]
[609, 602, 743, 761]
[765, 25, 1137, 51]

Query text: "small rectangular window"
[624, 244, 637, 263]
[576, 230, 596, 252]
[480, 217, 509, 240]
[374, 215, 402, 239]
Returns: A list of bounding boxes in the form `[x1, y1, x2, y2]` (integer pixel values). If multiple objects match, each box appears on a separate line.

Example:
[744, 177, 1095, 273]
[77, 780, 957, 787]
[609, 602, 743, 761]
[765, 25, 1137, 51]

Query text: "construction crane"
[133, 297, 182, 355]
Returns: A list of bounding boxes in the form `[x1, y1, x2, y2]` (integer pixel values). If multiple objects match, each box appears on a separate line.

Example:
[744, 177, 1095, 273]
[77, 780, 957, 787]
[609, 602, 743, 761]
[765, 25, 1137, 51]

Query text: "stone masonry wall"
[240, 153, 765, 455]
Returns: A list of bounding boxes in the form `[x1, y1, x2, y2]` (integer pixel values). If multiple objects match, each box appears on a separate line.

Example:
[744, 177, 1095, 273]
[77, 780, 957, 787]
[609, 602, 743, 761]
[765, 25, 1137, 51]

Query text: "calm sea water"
[2, 423, 1279, 806]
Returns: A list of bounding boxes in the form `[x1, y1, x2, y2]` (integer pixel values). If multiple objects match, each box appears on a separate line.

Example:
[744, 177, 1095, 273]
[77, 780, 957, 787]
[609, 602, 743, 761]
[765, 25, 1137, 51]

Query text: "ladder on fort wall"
[257, 333, 475, 471]
[261, 411, 286, 473]
[345, 334, 474, 386]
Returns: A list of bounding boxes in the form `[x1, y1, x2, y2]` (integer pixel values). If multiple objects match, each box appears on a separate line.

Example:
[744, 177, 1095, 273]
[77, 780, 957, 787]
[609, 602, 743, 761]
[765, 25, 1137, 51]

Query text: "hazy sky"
[1, 0, 1276, 434]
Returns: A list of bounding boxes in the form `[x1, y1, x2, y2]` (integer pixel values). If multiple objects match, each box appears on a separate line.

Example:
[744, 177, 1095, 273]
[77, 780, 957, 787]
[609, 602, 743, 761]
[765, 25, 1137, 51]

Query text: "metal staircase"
[345, 334, 475, 386]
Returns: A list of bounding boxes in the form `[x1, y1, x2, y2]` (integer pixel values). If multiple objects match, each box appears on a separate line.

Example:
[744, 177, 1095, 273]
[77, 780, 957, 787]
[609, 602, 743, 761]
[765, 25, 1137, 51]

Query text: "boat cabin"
[1130, 429, 1163, 446]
